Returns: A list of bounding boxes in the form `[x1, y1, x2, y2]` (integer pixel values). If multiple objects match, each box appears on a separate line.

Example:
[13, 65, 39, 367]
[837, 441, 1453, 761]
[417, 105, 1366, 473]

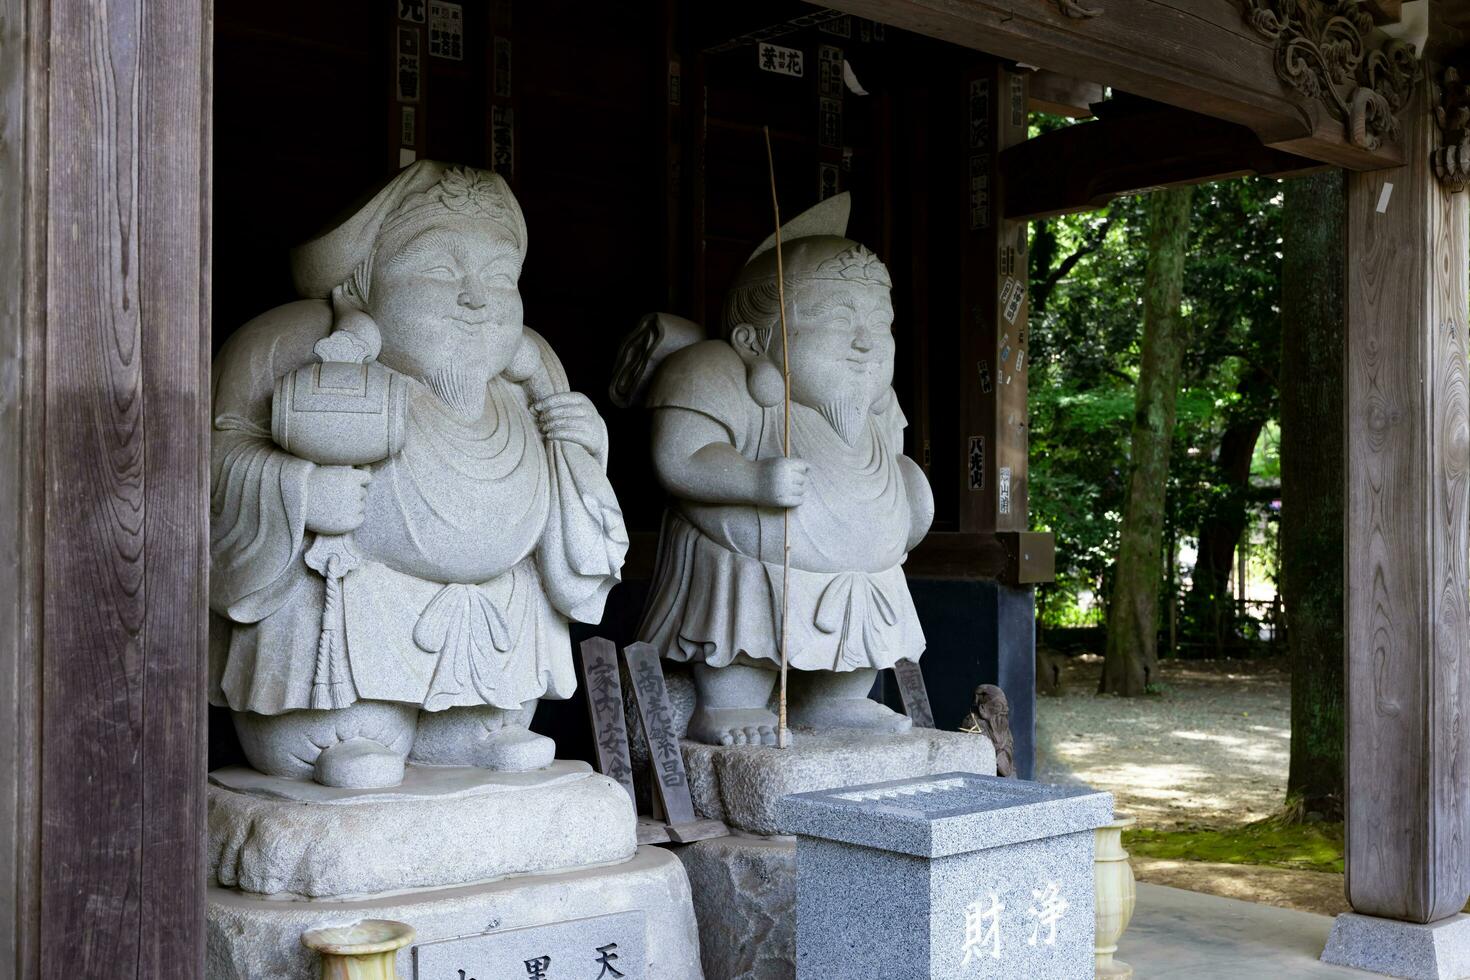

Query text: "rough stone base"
[675, 833, 796, 980]
[1322, 911, 1470, 980]
[209, 761, 635, 897]
[683, 728, 996, 835]
[207, 846, 703, 980]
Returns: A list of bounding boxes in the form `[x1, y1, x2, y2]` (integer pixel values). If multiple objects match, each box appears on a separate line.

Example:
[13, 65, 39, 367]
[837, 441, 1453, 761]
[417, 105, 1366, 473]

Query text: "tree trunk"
[1281, 171, 1345, 820]
[1185, 413, 1266, 654]
[1100, 187, 1194, 695]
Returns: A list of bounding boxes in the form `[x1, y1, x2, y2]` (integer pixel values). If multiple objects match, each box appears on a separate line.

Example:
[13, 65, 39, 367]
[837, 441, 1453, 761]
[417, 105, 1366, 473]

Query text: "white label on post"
[1376, 182, 1394, 214]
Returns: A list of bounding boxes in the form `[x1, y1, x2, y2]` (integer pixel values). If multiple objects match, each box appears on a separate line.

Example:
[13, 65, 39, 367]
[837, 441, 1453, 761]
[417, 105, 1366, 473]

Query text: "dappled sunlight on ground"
[1033, 654, 1354, 914]
[1035, 654, 1291, 830]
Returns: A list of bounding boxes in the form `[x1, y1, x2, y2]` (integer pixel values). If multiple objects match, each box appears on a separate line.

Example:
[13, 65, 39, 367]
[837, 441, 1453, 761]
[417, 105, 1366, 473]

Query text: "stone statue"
[615, 194, 934, 747]
[963, 684, 1016, 778]
[209, 162, 627, 788]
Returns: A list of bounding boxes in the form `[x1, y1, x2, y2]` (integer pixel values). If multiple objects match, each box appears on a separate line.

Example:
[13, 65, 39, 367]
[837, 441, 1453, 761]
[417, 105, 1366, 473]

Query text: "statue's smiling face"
[369, 216, 524, 415]
[772, 278, 896, 442]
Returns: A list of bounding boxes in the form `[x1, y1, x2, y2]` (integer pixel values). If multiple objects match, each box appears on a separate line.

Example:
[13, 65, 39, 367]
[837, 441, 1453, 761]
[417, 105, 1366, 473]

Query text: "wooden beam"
[1345, 79, 1470, 924]
[693, 2, 852, 53]
[1003, 104, 1324, 219]
[1428, 1, 1468, 70]
[1364, 0, 1403, 26]
[1026, 70, 1103, 118]
[820, 0, 1406, 170]
[37, 1, 210, 977]
[905, 532, 1010, 579]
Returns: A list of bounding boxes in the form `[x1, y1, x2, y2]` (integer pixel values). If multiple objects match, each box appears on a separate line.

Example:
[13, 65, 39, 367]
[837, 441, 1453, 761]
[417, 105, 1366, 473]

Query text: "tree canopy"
[1029, 167, 1284, 649]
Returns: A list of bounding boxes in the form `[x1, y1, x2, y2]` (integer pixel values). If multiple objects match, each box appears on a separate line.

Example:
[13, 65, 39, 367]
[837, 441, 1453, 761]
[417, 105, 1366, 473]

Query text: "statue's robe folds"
[209, 301, 625, 715]
[638, 340, 926, 672]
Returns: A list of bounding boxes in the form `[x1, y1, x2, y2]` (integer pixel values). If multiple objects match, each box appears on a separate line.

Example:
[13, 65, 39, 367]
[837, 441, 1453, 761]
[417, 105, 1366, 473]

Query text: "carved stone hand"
[304, 465, 372, 535]
[754, 456, 809, 508]
[532, 391, 607, 458]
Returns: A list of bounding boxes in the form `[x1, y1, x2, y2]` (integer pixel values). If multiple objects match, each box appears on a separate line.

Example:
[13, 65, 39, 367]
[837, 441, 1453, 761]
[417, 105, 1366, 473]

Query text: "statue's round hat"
[290, 160, 526, 299]
[733, 192, 890, 290]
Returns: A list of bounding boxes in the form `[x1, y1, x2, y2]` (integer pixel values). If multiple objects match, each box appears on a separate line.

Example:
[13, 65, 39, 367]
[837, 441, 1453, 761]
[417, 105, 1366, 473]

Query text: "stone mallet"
[272, 332, 409, 710]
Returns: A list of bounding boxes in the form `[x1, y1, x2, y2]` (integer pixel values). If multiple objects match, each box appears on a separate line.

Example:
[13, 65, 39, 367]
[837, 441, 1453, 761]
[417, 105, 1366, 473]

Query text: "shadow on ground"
[1035, 654, 1347, 915]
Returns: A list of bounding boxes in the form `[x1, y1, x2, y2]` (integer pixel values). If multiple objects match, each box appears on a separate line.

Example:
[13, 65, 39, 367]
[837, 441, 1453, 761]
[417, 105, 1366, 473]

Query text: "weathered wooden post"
[1, 0, 212, 976]
[1325, 48, 1470, 978]
[959, 55, 1046, 778]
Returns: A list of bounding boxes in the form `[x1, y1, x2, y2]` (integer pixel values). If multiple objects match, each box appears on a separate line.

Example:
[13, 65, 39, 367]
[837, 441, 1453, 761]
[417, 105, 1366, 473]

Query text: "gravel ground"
[1035, 653, 1292, 830]
[1033, 653, 1356, 915]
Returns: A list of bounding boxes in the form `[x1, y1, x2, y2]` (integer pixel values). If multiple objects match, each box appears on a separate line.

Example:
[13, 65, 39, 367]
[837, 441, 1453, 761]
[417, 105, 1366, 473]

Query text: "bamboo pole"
[763, 126, 793, 749]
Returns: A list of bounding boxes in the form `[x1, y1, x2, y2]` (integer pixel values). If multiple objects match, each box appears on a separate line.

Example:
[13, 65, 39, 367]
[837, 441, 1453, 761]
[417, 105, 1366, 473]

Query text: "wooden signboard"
[578, 637, 637, 803]
[623, 642, 725, 843]
[893, 658, 936, 729]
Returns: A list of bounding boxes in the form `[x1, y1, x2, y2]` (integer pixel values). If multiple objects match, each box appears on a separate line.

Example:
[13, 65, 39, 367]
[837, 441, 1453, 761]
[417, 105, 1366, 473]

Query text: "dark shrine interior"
[211, 0, 1035, 774]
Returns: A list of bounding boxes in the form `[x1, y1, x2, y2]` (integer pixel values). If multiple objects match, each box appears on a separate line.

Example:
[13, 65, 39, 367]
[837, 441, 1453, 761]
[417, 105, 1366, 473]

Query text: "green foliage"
[1029, 152, 1284, 636]
[1124, 821, 1344, 874]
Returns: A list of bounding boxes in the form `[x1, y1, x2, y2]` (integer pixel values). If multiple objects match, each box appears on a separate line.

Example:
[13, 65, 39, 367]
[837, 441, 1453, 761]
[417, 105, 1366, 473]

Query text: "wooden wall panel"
[1345, 80, 1470, 923]
[39, 0, 209, 976]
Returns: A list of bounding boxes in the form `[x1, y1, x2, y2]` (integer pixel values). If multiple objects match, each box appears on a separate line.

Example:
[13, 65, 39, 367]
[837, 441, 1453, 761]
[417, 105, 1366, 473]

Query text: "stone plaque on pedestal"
[413, 911, 645, 979]
[778, 771, 1112, 979]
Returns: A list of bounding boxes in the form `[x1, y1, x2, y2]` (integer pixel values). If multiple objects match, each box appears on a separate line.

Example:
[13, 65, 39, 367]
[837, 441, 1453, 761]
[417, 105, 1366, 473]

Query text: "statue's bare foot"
[788, 697, 913, 734]
[314, 737, 408, 788]
[464, 726, 555, 772]
[687, 706, 785, 747]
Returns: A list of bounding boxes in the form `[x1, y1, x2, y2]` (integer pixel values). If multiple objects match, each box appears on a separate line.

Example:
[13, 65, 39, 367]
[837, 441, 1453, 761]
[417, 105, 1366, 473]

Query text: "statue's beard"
[813, 393, 871, 446]
[424, 361, 491, 419]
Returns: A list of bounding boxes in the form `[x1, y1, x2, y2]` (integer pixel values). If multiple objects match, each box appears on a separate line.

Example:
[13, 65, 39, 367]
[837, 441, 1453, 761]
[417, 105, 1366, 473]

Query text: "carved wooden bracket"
[1054, 0, 1102, 19]
[1243, 0, 1419, 151]
[1434, 64, 1470, 192]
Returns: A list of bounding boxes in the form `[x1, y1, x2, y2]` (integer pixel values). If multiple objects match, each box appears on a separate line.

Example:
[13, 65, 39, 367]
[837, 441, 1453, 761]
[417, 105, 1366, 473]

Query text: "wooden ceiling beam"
[1364, 0, 1403, 25]
[820, 0, 1406, 170]
[1027, 70, 1105, 117]
[1002, 104, 1324, 219]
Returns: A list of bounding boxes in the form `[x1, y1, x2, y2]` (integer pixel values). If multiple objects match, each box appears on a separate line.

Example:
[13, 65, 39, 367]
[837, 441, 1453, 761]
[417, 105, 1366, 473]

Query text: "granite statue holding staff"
[614, 193, 934, 747]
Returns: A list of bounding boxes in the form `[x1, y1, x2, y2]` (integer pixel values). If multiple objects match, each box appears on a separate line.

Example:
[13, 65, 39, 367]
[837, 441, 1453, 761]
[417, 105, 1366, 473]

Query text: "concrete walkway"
[1124, 883, 1373, 978]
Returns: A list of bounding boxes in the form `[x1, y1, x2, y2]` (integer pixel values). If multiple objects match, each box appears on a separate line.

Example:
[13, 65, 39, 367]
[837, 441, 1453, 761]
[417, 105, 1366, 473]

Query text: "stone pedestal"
[675, 834, 796, 980]
[674, 728, 995, 979]
[206, 762, 702, 979]
[1322, 912, 1470, 980]
[208, 846, 700, 979]
[683, 727, 996, 835]
[777, 772, 1112, 979]
[209, 761, 635, 898]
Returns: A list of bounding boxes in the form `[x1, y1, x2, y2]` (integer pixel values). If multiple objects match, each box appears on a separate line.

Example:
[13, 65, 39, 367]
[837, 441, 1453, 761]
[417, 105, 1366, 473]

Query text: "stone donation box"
[778, 772, 1113, 979]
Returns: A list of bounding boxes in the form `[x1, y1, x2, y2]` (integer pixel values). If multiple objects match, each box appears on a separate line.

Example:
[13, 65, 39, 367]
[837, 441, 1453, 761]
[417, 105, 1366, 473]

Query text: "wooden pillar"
[960, 58, 1029, 535]
[0, 0, 40, 972]
[961, 57, 1038, 778]
[1345, 78, 1470, 924]
[3, 0, 211, 975]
